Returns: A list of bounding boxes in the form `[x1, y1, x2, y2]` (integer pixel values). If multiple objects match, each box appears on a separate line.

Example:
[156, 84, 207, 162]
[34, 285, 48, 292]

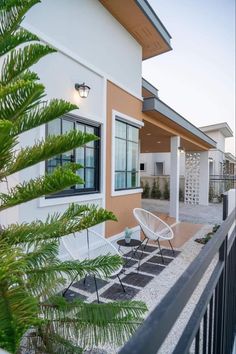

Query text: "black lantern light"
[75, 82, 90, 98]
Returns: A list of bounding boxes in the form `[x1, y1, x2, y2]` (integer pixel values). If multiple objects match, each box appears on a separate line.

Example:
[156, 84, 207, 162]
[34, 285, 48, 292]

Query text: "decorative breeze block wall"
[185, 152, 200, 205]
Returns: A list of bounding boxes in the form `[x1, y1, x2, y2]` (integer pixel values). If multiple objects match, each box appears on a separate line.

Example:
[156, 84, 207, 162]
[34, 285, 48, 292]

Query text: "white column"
[170, 136, 180, 222]
[199, 151, 209, 205]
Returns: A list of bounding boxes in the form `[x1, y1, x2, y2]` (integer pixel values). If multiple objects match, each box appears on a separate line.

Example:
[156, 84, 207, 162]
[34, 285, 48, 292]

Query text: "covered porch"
[140, 79, 216, 222]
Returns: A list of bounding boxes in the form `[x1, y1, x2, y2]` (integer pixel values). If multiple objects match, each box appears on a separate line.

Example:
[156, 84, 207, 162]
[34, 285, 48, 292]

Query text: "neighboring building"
[0, 0, 217, 245]
[199, 123, 235, 177]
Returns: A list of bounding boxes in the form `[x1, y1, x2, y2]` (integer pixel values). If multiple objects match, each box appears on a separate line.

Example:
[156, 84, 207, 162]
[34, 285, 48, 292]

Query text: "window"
[46, 115, 100, 197]
[140, 163, 145, 171]
[115, 119, 140, 190]
[155, 162, 164, 175]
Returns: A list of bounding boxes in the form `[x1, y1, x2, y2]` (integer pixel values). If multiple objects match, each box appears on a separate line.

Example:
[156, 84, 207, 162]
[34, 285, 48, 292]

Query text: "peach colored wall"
[105, 81, 143, 237]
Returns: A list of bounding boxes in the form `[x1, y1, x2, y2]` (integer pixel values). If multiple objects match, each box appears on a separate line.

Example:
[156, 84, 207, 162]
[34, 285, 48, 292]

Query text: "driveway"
[142, 199, 223, 225]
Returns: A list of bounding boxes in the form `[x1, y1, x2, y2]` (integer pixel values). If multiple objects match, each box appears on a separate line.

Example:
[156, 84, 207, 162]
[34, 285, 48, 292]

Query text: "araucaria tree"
[0, 1, 147, 353]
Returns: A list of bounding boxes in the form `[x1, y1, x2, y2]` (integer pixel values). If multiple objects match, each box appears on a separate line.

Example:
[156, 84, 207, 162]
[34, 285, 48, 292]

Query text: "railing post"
[214, 193, 229, 354]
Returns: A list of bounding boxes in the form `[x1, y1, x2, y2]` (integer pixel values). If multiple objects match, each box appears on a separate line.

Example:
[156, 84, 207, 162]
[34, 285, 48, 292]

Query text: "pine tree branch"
[0, 120, 17, 172]
[27, 255, 123, 284]
[40, 298, 147, 349]
[0, 44, 56, 85]
[0, 164, 83, 211]
[12, 99, 78, 135]
[0, 245, 39, 353]
[0, 27, 39, 56]
[4, 130, 98, 177]
[1, 205, 117, 245]
[0, 0, 40, 38]
[0, 81, 45, 121]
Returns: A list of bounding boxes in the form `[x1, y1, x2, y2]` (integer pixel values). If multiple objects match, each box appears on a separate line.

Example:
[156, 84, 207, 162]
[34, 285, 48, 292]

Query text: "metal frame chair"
[133, 208, 175, 264]
[61, 229, 125, 302]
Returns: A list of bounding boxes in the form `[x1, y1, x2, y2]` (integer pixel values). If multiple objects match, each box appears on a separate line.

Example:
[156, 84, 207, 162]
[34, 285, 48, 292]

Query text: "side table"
[117, 239, 142, 270]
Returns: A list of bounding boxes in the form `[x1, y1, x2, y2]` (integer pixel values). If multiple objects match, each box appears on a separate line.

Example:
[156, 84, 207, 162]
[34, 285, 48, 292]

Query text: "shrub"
[151, 178, 162, 199]
[142, 181, 150, 198]
[163, 179, 170, 200]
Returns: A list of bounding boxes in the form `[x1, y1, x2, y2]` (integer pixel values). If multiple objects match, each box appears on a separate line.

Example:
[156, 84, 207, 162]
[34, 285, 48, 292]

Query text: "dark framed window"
[46, 115, 100, 197]
[115, 119, 140, 190]
[140, 163, 145, 171]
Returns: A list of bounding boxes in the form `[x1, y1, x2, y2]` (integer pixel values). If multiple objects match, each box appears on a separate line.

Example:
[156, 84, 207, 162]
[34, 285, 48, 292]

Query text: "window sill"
[111, 188, 143, 197]
[38, 193, 104, 208]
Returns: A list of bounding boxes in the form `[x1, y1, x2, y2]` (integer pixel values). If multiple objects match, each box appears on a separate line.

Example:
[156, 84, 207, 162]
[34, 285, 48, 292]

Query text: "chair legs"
[62, 272, 78, 297]
[156, 238, 165, 264]
[117, 274, 126, 293]
[93, 275, 100, 303]
[168, 240, 175, 256]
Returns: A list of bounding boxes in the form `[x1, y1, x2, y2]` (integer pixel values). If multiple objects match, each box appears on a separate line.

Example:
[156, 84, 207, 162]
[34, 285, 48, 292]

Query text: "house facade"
[0, 0, 217, 243]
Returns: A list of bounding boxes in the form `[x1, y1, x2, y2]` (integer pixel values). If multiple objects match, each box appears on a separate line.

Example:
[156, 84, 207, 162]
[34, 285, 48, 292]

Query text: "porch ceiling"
[99, 0, 172, 59]
[142, 97, 217, 152]
[140, 120, 212, 153]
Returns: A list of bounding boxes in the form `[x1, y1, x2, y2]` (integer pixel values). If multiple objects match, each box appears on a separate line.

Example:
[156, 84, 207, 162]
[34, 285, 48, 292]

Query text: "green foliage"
[195, 224, 221, 244]
[151, 178, 162, 199]
[163, 179, 170, 200]
[0, 1, 147, 353]
[208, 185, 214, 202]
[142, 180, 150, 198]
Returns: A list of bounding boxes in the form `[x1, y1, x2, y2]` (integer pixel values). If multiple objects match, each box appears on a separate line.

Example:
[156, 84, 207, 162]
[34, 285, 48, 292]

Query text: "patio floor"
[142, 199, 223, 225]
[63, 244, 181, 303]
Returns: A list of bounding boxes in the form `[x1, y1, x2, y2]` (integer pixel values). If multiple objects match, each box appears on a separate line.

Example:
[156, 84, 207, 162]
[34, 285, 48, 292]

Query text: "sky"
[142, 0, 235, 155]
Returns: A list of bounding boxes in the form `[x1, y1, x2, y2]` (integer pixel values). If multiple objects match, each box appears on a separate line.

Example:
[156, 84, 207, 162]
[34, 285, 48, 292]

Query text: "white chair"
[133, 208, 175, 263]
[61, 229, 125, 302]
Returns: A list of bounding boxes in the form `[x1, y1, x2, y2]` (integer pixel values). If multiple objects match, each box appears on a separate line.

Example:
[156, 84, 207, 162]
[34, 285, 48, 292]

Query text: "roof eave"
[143, 97, 217, 148]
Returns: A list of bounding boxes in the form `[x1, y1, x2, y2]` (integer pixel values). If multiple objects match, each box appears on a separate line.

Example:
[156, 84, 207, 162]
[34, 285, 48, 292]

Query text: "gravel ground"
[142, 199, 223, 225]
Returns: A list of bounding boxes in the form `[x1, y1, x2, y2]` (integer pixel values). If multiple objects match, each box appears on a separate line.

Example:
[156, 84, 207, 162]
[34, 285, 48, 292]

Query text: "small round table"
[117, 239, 142, 252]
[117, 239, 142, 270]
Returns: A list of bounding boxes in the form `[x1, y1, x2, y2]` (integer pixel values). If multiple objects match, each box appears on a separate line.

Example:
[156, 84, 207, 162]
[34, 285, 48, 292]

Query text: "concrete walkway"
[142, 199, 223, 225]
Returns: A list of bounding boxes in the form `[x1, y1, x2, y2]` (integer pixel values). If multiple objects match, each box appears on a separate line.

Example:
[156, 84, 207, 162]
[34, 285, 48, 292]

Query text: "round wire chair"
[61, 229, 125, 302]
[133, 208, 175, 263]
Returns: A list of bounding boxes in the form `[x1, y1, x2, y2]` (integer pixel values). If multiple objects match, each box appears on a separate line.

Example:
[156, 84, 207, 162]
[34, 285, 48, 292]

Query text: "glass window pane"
[48, 119, 61, 136]
[76, 147, 84, 165]
[62, 119, 74, 134]
[85, 168, 95, 188]
[86, 126, 95, 147]
[47, 156, 61, 173]
[127, 125, 139, 142]
[76, 123, 84, 133]
[127, 172, 139, 189]
[115, 138, 126, 171]
[62, 151, 73, 165]
[76, 168, 84, 189]
[127, 141, 139, 171]
[115, 120, 126, 139]
[115, 172, 126, 189]
[86, 148, 95, 167]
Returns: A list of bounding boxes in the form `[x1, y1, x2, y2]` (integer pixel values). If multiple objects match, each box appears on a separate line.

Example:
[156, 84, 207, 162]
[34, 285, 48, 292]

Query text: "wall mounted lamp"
[178, 146, 185, 153]
[75, 82, 90, 98]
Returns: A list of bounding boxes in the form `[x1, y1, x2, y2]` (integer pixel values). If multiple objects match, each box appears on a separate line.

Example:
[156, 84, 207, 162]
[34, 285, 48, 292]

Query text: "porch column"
[170, 136, 180, 222]
[199, 151, 209, 205]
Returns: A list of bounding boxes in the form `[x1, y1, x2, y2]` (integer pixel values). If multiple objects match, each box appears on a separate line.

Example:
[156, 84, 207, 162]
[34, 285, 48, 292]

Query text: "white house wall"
[23, 0, 142, 98]
[140, 152, 185, 176]
[17, 51, 105, 225]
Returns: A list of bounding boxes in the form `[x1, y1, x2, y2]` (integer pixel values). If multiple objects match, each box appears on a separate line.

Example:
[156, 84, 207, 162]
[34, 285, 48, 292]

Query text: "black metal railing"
[209, 175, 236, 201]
[119, 195, 236, 354]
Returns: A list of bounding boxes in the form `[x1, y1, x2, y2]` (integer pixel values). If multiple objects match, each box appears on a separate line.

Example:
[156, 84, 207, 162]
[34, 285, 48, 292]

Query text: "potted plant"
[124, 227, 132, 244]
